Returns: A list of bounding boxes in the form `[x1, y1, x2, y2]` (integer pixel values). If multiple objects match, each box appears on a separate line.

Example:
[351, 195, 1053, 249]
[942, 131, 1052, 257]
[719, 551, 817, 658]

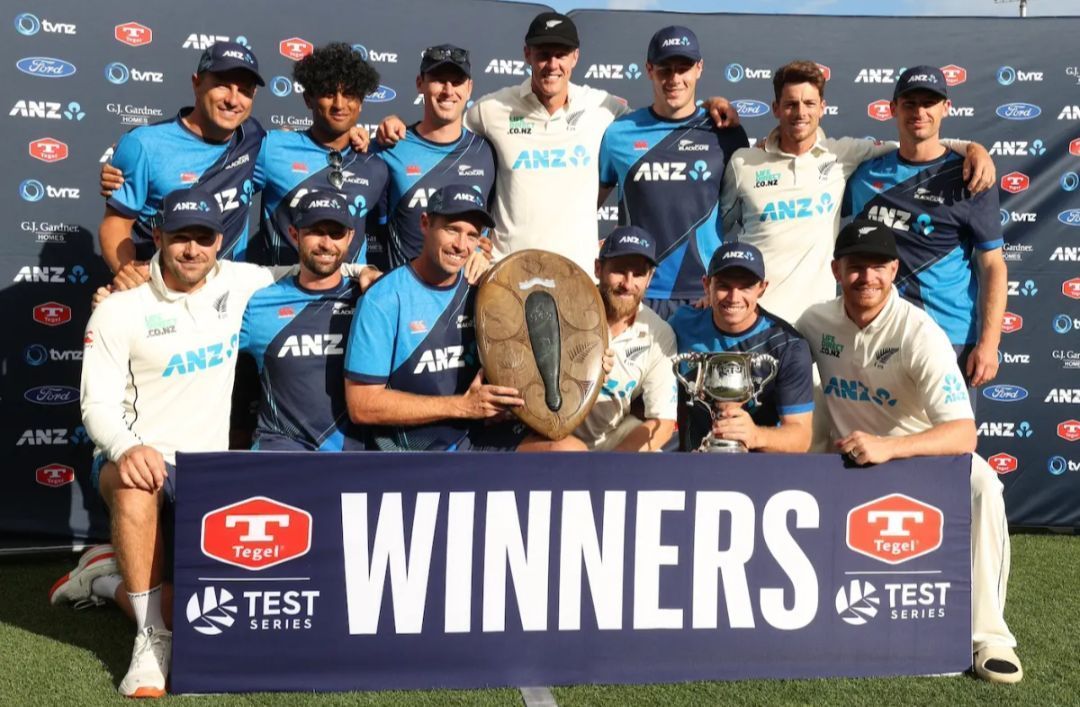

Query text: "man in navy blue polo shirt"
[100, 42, 267, 273]
[239, 192, 368, 451]
[373, 45, 497, 270]
[249, 42, 389, 267]
[599, 26, 749, 319]
[843, 66, 1007, 390]
[344, 184, 523, 450]
[668, 242, 814, 452]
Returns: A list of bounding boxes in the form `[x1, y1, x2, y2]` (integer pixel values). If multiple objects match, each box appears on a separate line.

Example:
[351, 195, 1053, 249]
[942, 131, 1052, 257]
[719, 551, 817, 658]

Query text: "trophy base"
[698, 437, 748, 453]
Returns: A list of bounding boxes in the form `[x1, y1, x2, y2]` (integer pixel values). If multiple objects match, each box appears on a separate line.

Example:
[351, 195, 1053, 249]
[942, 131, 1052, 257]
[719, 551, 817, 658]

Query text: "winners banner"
[172, 452, 971, 693]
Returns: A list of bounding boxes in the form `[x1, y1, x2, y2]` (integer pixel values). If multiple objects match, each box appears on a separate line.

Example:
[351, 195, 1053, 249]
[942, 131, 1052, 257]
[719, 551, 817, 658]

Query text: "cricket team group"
[46, 9, 1022, 697]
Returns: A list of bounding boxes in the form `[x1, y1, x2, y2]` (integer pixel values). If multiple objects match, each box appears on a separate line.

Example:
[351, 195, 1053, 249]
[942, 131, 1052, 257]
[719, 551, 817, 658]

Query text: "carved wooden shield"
[476, 249, 608, 440]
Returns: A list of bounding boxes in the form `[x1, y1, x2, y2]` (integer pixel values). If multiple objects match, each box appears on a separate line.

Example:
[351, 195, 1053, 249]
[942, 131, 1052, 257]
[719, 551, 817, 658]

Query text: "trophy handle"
[746, 353, 779, 406]
[672, 353, 705, 395]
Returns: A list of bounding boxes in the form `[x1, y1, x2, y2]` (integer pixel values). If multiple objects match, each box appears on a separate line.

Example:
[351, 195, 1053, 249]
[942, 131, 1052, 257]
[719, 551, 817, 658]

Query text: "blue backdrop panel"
[0, 2, 1077, 546]
[172, 451, 971, 693]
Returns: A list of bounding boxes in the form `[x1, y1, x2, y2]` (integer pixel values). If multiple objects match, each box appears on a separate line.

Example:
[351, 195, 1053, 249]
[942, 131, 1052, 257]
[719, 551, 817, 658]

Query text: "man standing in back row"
[843, 66, 1007, 390]
[598, 26, 749, 319]
[379, 12, 741, 276]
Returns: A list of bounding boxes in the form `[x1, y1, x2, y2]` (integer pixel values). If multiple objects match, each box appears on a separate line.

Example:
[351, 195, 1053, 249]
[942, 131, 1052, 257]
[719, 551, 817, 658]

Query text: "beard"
[300, 247, 345, 278]
[600, 281, 643, 321]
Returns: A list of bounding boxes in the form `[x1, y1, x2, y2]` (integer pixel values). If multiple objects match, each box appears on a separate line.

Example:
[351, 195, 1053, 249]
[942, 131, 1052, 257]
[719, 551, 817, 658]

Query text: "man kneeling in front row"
[796, 220, 1021, 684]
[520, 226, 678, 451]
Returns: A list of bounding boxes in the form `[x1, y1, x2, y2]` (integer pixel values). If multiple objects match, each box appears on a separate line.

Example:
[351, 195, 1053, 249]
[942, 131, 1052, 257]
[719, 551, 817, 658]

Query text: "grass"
[1, 532, 1077, 706]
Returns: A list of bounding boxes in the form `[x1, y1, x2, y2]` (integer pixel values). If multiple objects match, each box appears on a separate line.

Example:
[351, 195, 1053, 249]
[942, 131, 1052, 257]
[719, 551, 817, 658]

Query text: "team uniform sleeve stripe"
[778, 402, 815, 415]
[345, 371, 388, 385]
[976, 238, 1004, 250]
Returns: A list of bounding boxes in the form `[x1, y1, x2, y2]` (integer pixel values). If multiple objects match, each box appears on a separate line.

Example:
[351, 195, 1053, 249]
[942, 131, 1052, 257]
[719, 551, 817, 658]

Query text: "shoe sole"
[48, 546, 116, 605]
[127, 685, 166, 698]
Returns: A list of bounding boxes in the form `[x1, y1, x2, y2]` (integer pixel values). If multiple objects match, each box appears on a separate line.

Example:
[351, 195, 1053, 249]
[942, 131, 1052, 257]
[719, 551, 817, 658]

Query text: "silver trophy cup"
[672, 352, 779, 453]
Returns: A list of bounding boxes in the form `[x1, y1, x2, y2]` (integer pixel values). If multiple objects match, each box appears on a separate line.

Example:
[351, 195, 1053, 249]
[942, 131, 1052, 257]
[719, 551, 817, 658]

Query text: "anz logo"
[583, 63, 641, 80]
[277, 334, 344, 357]
[633, 161, 687, 181]
[759, 193, 835, 221]
[162, 336, 238, 377]
[511, 145, 590, 170]
[414, 345, 465, 374]
[213, 181, 254, 212]
[823, 377, 898, 407]
[866, 205, 934, 235]
[484, 59, 530, 76]
[407, 187, 438, 209]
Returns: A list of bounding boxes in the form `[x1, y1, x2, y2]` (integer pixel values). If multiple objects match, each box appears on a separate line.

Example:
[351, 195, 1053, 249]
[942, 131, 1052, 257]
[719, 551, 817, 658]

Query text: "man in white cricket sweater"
[796, 220, 1022, 685]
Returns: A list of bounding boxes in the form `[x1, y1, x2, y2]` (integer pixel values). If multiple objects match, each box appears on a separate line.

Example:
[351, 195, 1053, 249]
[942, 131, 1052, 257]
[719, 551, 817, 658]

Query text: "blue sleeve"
[252, 133, 270, 191]
[344, 290, 396, 383]
[105, 131, 150, 217]
[776, 337, 815, 416]
[239, 301, 254, 354]
[598, 126, 619, 187]
[967, 185, 1004, 250]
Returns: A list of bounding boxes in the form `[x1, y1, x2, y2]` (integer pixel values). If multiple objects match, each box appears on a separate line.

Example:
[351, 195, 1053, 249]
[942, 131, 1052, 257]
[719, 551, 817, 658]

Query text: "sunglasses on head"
[423, 46, 469, 64]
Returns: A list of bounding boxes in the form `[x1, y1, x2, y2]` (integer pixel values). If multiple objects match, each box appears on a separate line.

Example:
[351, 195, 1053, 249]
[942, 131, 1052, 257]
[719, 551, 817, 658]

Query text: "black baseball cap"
[525, 12, 579, 49]
[834, 219, 899, 260]
[647, 26, 701, 64]
[160, 188, 223, 234]
[706, 242, 766, 281]
[197, 41, 265, 86]
[893, 65, 947, 101]
[427, 184, 495, 228]
[599, 226, 658, 265]
[419, 44, 470, 78]
[293, 191, 351, 229]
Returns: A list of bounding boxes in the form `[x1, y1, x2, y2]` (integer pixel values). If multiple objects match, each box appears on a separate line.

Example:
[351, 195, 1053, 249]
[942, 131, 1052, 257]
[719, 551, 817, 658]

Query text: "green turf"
[1, 533, 1077, 705]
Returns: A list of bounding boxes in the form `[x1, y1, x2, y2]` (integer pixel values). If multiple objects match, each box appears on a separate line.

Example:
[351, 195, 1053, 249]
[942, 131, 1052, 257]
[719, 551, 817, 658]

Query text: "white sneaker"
[118, 626, 172, 698]
[48, 544, 117, 607]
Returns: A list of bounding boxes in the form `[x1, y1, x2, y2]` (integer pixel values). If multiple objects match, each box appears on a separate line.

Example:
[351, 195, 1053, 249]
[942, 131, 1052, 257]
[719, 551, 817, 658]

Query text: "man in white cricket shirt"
[796, 219, 1021, 684]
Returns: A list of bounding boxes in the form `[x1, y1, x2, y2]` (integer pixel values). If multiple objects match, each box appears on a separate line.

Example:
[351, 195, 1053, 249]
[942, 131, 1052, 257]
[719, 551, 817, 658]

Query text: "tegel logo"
[846, 494, 943, 564]
[983, 384, 1028, 402]
[866, 100, 892, 121]
[201, 496, 312, 571]
[35, 463, 75, 488]
[114, 22, 152, 47]
[1058, 420, 1080, 442]
[1001, 312, 1023, 333]
[28, 137, 67, 163]
[1000, 171, 1030, 194]
[1063, 277, 1080, 300]
[186, 587, 238, 636]
[33, 301, 71, 326]
[279, 37, 313, 61]
[988, 453, 1019, 475]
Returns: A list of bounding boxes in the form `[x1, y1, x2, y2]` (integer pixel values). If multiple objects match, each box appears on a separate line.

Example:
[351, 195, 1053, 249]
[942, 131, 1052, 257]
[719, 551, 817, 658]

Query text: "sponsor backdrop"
[1, 1, 1078, 546]
[174, 452, 971, 692]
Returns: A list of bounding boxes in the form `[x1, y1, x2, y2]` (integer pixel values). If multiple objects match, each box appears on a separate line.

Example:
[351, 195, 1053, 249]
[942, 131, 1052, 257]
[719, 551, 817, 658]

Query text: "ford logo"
[733, 99, 770, 117]
[366, 85, 397, 103]
[1058, 209, 1080, 227]
[995, 102, 1041, 120]
[982, 384, 1029, 402]
[16, 57, 78, 78]
[24, 385, 79, 405]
